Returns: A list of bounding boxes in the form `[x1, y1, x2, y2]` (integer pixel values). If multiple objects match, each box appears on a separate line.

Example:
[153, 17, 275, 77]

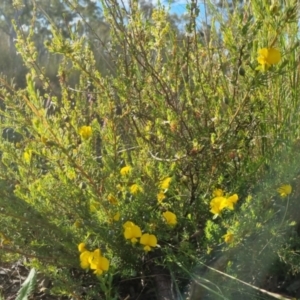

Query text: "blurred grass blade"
[16, 268, 37, 300]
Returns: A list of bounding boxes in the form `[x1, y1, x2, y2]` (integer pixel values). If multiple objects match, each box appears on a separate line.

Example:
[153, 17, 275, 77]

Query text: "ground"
[0, 260, 68, 300]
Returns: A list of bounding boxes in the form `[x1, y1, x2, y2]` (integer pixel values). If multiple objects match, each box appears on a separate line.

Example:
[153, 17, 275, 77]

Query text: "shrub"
[0, 0, 300, 298]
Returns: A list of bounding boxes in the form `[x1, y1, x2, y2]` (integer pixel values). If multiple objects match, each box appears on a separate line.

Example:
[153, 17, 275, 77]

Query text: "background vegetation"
[0, 0, 300, 299]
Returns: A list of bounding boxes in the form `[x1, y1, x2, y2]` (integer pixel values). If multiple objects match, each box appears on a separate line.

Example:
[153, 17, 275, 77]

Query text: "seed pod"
[239, 66, 245, 76]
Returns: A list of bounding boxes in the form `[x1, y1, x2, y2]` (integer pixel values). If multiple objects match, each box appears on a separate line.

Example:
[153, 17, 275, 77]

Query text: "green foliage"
[0, 0, 300, 299]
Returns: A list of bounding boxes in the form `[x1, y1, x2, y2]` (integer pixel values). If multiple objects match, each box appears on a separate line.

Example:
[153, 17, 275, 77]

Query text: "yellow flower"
[1, 238, 11, 245]
[113, 212, 120, 221]
[120, 165, 132, 176]
[89, 249, 109, 275]
[210, 196, 226, 215]
[223, 232, 234, 244]
[123, 221, 135, 229]
[163, 211, 177, 226]
[78, 242, 87, 253]
[219, 198, 234, 211]
[140, 233, 157, 252]
[157, 191, 166, 203]
[210, 194, 239, 215]
[107, 194, 118, 205]
[89, 249, 102, 261]
[79, 250, 92, 269]
[257, 48, 281, 70]
[79, 126, 92, 140]
[74, 220, 82, 228]
[220, 194, 239, 211]
[91, 256, 110, 275]
[159, 177, 172, 190]
[23, 150, 32, 164]
[227, 194, 239, 204]
[124, 222, 142, 243]
[213, 189, 224, 197]
[0, 232, 11, 245]
[277, 184, 292, 198]
[130, 183, 143, 195]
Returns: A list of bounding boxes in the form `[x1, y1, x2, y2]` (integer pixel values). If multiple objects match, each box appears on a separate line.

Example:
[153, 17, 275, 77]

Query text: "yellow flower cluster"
[218, 184, 292, 246]
[119, 166, 144, 195]
[123, 221, 157, 252]
[157, 177, 172, 203]
[78, 243, 109, 275]
[210, 189, 239, 216]
[117, 167, 177, 253]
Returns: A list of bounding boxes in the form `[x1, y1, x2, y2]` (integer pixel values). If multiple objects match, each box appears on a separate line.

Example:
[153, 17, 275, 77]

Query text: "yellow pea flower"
[120, 165, 132, 176]
[0, 232, 11, 245]
[140, 233, 157, 252]
[88, 249, 102, 266]
[220, 194, 239, 210]
[213, 189, 224, 197]
[78, 126, 92, 139]
[159, 177, 172, 190]
[257, 48, 281, 71]
[107, 194, 118, 205]
[130, 184, 143, 195]
[74, 220, 82, 228]
[113, 212, 120, 221]
[163, 211, 177, 226]
[210, 193, 239, 216]
[78, 242, 87, 253]
[124, 222, 142, 243]
[89, 249, 109, 275]
[157, 191, 166, 203]
[210, 196, 226, 215]
[123, 221, 135, 229]
[79, 250, 92, 269]
[223, 232, 234, 244]
[90, 256, 110, 275]
[227, 194, 239, 204]
[23, 149, 32, 164]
